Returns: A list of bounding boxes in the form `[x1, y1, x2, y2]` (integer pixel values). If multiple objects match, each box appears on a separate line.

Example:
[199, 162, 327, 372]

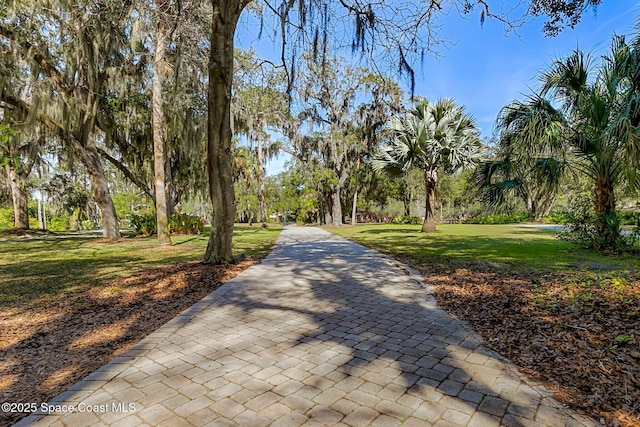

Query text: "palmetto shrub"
[131, 213, 204, 236]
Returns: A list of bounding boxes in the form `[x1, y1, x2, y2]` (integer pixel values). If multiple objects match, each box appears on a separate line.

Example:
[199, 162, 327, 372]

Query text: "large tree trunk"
[152, 17, 171, 246]
[322, 193, 332, 225]
[5, 165, 29, 229]
[76, 141, 121, 238]
[204, 0, 245, 263]
[80, 103, 121, 238]
[532, 187, 555, 221]
[74, 98, 120, 238]
[422, 169, 437, 233]
[593, 174, 618, 247]
[67, 87, 120, 238]
[83, 159, 120, 239]
[74, 140, 120, 238]
[539, 194, 554, 219]
[331, 186, 342, 226]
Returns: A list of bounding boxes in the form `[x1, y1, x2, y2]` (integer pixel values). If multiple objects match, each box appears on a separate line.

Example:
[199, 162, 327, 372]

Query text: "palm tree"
[374, 98, 482, 232]
[499, 35, 640, 249]
[476, 96, 568, 220]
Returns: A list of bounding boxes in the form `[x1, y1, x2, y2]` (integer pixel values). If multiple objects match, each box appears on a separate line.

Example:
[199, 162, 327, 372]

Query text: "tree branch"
[96, 147, 154, 200]
[0, 92, 79, 143]
[474, 0, 521, 32]
[2, 92, 153, 200]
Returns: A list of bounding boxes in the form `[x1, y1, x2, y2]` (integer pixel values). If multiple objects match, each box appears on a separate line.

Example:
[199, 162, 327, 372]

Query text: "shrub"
[27, 204, 38, 219]
[391, 215, 422, 225]
[130, 213, 205, 236]
[169, 213, 204, 235]
[557, 207, 639, 252]
[618, 210, 640, 226]
[81, 220, 96, 230]
[464, 213, 530, 224]
[130, 214, 156, 236]
[543, 212, 570, 224]
[0, 208, 13, 230]
[48, 215, 70, 231]
[557, 212, 600, 248]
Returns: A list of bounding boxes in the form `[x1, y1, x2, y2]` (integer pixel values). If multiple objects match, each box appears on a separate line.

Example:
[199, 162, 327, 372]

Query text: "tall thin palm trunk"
[351, 157, 360, 226]
[257, 132, 266, 224]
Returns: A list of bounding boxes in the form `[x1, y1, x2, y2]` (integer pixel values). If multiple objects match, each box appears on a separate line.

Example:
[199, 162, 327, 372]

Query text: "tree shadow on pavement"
[217, 228, 581, 426]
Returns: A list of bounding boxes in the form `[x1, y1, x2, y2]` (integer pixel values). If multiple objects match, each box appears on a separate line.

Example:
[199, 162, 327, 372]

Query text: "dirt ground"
[1, 255, 638, 426]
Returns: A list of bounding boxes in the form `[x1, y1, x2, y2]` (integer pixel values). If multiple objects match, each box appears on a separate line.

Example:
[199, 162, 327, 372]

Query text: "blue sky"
[237, 2, 639, 175]
[415, 2, 638, 141]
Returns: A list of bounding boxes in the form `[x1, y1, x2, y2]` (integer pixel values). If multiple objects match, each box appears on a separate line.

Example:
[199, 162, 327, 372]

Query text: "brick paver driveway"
[16, 226, 596, 426]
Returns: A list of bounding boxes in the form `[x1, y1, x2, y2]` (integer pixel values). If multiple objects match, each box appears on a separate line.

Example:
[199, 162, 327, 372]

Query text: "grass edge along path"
[0, 224, 281, 426]
[328, 223, 640, 427]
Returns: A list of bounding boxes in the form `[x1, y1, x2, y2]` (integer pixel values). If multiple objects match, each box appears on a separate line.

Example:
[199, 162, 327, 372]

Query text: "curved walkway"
[16, 226, 596, 426]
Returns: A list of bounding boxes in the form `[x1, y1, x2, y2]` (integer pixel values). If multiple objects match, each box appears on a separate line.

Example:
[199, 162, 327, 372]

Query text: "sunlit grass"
[329, 223, 638, 272]
[0, 224, 282, 310]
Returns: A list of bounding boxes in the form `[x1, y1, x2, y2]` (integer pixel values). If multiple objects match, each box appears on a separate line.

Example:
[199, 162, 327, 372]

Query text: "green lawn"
[329, 223, 638, 272]
[0, 224, 282, 310]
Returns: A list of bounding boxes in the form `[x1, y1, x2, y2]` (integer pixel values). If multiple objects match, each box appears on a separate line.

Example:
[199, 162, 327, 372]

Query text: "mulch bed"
[405, 258, 640, 427]
[0, 258, 257, 426]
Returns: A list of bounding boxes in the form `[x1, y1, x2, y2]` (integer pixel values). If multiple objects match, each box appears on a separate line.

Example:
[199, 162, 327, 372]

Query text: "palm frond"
[374, 97, 481, 178]
[540, 49, 592, 109]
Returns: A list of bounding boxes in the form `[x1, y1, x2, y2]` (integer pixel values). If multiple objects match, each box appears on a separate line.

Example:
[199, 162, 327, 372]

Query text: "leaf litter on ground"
[0, 258, 257, 426]
[406, 258, 640, 427]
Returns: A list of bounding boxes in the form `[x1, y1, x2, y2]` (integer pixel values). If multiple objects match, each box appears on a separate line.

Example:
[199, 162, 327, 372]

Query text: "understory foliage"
[486, 29, 640, 251]
[0, 207, 13, 229]
[130, 213, 204, 236]
[464, 213, 530, 224]
[557, 195, 640, 252]
[390, 215, 422, 224]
